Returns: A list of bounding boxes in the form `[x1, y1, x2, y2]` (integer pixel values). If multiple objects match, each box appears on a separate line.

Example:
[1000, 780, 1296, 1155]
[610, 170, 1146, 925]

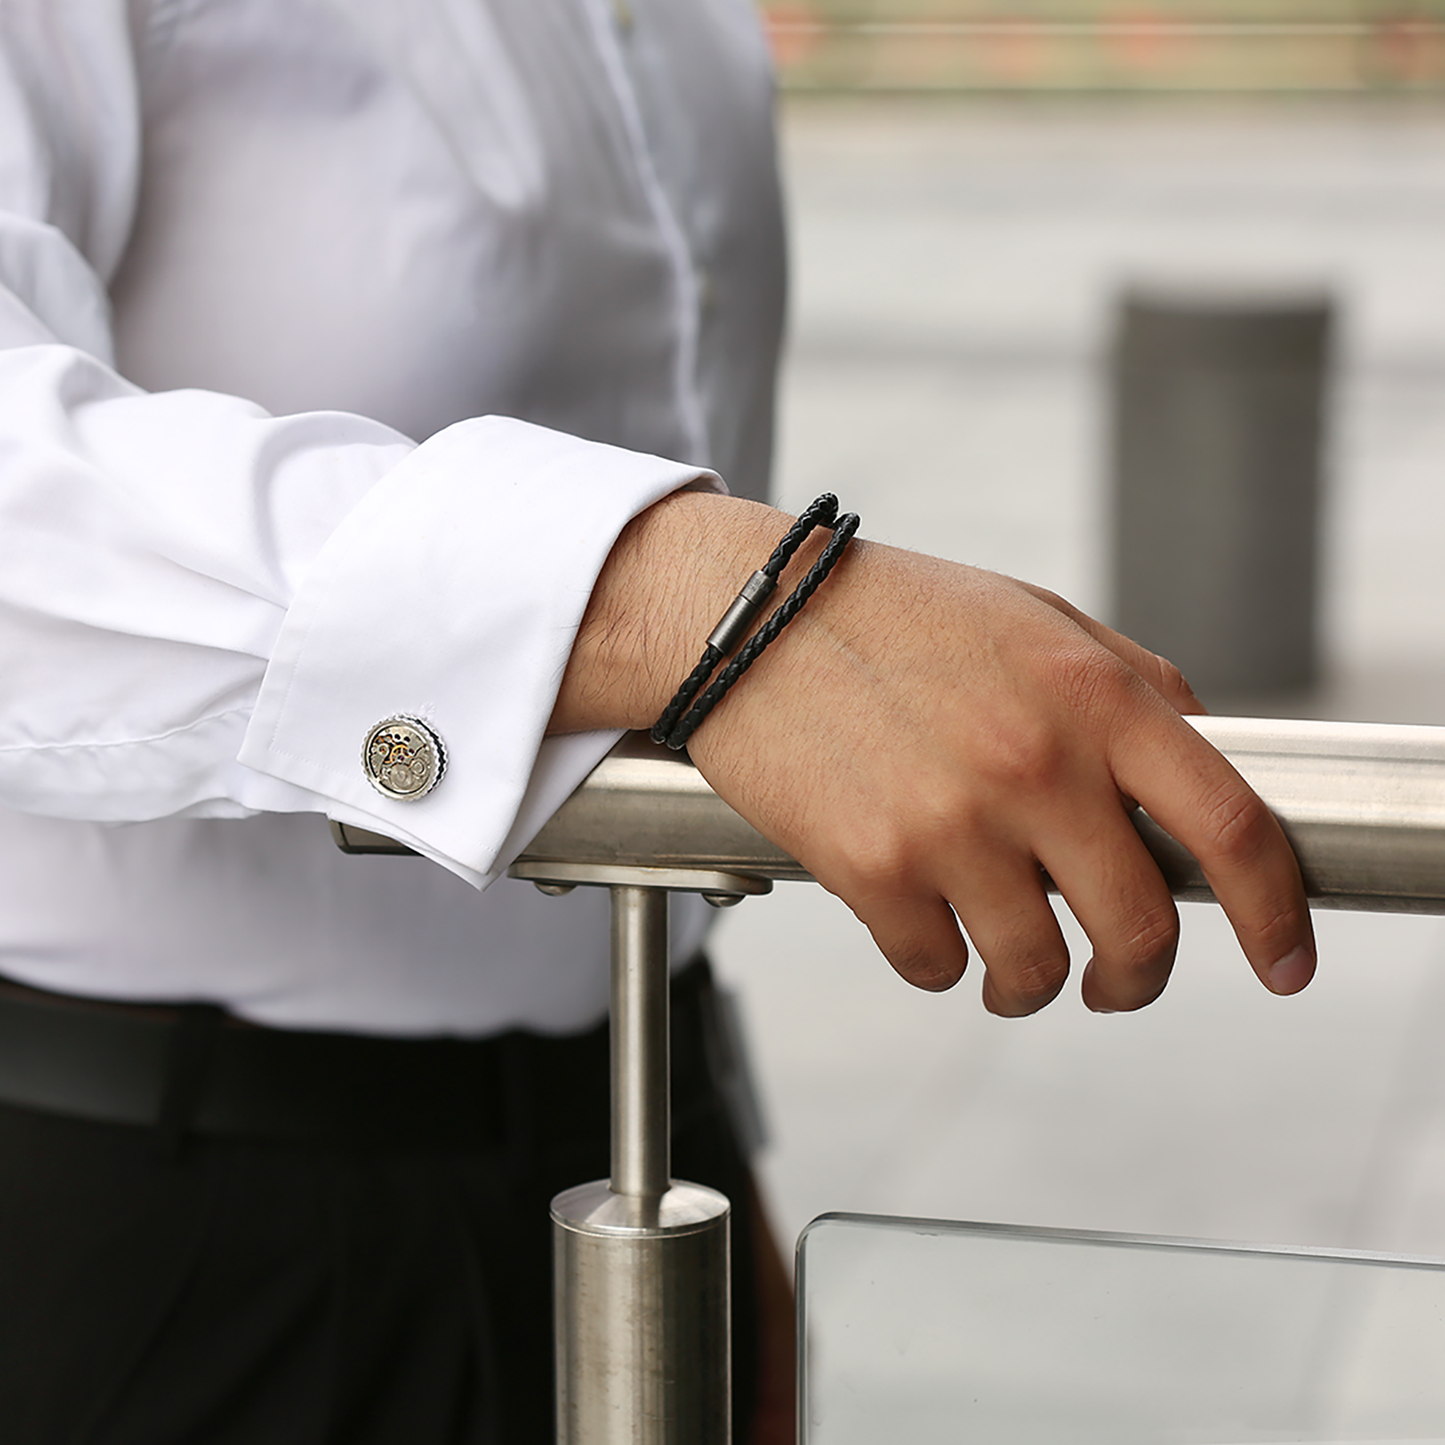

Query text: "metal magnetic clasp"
[704, 569, 777, 656]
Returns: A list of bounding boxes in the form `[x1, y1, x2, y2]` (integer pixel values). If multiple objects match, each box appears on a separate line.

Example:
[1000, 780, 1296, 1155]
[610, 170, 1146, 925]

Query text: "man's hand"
[551, 491, 1316, 1015]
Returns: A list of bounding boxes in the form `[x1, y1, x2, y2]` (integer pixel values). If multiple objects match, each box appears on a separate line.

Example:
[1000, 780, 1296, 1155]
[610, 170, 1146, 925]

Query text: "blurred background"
[711, 1, 1445, 1266]
[759, 0, 1445, 95]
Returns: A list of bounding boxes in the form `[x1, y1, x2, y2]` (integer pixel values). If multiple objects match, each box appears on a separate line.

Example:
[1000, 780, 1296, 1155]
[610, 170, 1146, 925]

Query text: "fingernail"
[1268, 945, 1315, 995]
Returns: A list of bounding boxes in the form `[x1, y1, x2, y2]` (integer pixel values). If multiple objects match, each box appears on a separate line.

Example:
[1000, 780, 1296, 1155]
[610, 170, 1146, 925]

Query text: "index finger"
[1111, 708, 1316, 996]
[1014, 580, 1206, 719]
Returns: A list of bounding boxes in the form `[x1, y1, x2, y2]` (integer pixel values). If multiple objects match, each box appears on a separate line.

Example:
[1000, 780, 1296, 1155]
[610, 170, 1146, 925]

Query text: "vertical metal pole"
[610, 886, 670, 1199]
[553, 883, 731, 1445]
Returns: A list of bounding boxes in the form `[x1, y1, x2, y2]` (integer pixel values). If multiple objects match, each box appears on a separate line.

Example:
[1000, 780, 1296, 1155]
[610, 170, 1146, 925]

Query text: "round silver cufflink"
[362, 715, 447, 801]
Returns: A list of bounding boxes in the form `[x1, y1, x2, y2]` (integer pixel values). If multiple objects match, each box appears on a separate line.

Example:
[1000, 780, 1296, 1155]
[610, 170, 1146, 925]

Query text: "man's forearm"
[551, 489, 1317, 1018]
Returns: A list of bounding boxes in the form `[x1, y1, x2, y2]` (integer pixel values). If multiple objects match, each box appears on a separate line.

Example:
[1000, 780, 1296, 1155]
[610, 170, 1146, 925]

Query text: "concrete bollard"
[1108, 289, 1333, 699]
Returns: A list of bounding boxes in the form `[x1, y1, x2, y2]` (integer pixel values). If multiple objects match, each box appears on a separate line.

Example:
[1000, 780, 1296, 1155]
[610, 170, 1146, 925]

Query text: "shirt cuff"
[237, 415, 721, 887]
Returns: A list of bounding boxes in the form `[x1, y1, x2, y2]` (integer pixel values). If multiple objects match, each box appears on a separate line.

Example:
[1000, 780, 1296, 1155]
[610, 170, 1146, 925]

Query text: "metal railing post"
[609, 886, 672, 1201]
[527, 865, 766, 1445]
[551, 878, 731, 1445]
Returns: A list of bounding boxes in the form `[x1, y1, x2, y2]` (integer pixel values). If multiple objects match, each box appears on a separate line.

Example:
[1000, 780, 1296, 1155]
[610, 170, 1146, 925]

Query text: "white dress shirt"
[0, 0, 785, 1033]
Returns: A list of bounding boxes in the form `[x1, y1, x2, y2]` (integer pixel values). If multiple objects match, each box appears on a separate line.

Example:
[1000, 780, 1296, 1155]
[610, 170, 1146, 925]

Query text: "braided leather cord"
[649, 494, 843, 747]
[762, 493, 840, 576]
[661, 509, 860, 752]
[649, 642, 723, 745]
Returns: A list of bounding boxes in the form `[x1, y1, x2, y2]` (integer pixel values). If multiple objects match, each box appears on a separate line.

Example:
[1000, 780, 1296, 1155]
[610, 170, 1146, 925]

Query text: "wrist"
[650, 494, 859, 752]
[550, 491, 820, 736]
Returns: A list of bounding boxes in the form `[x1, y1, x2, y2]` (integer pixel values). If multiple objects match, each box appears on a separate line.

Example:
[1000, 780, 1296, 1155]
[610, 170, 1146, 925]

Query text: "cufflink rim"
[362, 714, 447, 802]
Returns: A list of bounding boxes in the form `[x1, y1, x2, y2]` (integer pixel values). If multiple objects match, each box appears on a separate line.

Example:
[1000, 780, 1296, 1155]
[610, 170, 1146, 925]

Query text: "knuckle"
[991, 953, 1069, 1014]
[1201, 784, 1275, 865]
[888, 941, 963, 993]
[974, 713, 1069, 795]
[816, 787, 978, 900]
[1117, 901, 1179, 976]
[1054, 646, 1136, 726]
[824, 820, 916, 897]
[1252, 900, 1306, 956]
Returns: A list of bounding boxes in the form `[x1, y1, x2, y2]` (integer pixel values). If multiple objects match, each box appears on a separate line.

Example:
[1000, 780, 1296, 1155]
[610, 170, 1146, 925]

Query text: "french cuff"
[238, 415, 721, 888]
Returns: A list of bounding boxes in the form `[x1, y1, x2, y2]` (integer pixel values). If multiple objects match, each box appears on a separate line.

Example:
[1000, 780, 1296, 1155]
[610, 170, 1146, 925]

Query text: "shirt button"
[363, 716, 447, 801]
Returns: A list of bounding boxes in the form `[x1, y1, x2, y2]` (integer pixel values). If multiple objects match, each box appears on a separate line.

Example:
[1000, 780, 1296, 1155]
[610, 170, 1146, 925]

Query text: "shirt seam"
[0, 704, 252, 755]
[579, 0, 711, 468]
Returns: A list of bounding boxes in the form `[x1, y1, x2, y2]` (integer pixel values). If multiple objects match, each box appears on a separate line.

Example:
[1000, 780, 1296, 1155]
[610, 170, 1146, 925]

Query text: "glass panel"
[799, 1213, 1445, 1445]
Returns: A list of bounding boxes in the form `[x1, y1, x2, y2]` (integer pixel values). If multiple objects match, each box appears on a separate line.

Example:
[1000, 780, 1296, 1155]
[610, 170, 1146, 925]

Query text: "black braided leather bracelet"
[650, 494, 860, 752]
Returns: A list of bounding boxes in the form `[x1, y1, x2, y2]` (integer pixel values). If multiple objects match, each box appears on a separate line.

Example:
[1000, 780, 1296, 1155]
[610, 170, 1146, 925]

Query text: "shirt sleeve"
[0, 1, 718, 889]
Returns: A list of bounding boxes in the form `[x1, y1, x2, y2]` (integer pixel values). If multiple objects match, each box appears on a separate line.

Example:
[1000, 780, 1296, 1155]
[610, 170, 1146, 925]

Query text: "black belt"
[0, 962, 720, 1154]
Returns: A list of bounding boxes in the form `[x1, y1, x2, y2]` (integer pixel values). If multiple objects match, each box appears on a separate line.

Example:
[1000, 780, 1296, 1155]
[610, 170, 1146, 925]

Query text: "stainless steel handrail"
[330, 715, 1445, 1445]
[333, 716, 1445, 913]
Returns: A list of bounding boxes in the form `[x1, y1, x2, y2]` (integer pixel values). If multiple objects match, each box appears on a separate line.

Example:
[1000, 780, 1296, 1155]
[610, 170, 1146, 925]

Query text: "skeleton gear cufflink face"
[363, 716, 446, 801]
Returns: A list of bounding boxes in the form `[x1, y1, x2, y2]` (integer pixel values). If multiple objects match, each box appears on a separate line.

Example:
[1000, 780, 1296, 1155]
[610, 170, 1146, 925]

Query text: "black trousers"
[0, 972, 760, 1445]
